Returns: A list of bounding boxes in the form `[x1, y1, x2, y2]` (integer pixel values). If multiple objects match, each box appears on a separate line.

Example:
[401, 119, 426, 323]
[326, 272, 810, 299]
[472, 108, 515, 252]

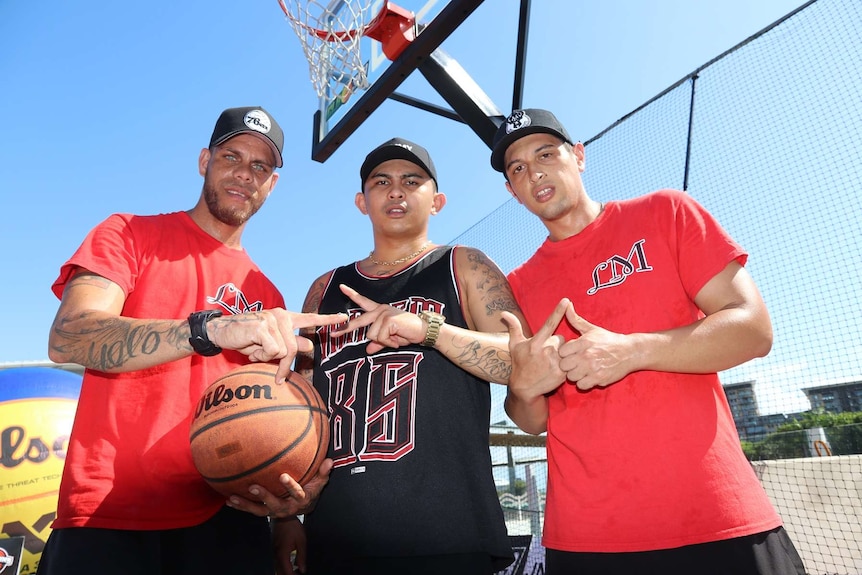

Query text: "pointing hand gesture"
[210, 308, 348, 384]
[559, 305, 632, 390]
[333, 284, 426, 354]
[500, 298, 570, 400]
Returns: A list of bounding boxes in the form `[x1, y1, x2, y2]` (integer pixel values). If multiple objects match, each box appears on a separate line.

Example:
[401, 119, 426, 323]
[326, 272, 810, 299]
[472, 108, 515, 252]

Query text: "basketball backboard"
[282, 0, 489, 162]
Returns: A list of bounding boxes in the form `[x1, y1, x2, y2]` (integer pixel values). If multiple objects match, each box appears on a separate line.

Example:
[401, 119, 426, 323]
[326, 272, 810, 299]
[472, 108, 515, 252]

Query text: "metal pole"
[511, 0, 531, 111]
[683, 74, 698, 192]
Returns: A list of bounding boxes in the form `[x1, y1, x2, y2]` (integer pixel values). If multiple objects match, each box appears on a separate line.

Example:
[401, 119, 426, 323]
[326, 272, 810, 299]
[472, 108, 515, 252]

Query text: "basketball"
[189, 363, 329, 500]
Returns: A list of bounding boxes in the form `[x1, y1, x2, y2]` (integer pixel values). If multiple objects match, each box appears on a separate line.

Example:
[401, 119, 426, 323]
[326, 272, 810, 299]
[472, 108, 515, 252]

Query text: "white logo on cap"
[394, 143, 413, 151]
[243, 110, 272, 135]
[505, 111, 531, 134]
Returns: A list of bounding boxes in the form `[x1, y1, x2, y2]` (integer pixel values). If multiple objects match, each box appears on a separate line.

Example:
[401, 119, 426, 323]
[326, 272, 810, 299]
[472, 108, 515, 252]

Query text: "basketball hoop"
[278, 0, 417, 99]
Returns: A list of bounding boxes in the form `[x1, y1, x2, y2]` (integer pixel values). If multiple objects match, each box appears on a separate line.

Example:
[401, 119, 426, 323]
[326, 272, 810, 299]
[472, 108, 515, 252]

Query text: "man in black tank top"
[271, 138, 529, 575]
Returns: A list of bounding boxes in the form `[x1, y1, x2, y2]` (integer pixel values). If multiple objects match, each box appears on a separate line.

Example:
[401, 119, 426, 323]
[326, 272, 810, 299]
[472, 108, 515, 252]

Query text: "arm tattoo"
[449, 335, 512, 384]
[51, 312, 188, 371]
[295, 353, 315, 381]
[302, 277, 326, 314]
[465, 249, 520, 317]
[296, 273, 330, 381]
[69, 273, 114, 290]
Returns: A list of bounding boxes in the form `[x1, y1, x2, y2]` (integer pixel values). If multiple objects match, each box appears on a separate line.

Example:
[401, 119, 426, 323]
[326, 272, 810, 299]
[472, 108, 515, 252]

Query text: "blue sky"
[0, 0, 806, 364]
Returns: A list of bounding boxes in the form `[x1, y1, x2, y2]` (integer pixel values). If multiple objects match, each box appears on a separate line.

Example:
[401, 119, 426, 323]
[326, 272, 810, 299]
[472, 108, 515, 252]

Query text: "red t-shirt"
[51, 211, 285, 530]
[507, 190, 781, 552]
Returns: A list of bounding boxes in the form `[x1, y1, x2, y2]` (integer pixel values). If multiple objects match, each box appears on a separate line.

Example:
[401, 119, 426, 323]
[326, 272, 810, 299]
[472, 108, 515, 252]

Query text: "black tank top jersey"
[304, 246, 513, 568]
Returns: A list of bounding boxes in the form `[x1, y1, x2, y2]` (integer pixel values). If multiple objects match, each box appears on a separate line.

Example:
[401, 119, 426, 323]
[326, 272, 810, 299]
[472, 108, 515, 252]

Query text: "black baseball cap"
[209, 106, 284, 168]
[360, 138, 438, 189]
[490, 108, 574, 172]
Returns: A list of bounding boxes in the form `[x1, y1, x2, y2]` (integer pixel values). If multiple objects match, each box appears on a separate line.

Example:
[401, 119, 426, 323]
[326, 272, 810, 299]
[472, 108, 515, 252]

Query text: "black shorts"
[306, 552, 497, 575]
[545, 527, 806, 575]
[37, 506, 273, 575]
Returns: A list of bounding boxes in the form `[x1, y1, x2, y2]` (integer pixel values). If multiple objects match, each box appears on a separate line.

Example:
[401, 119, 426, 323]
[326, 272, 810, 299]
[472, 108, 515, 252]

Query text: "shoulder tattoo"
[464, 249, 520, 317]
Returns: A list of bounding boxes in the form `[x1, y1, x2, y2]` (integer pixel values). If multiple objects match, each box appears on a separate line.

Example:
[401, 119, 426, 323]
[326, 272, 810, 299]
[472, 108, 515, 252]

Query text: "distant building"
[723, 380, 790, 440]
[803, 379, 862, 413]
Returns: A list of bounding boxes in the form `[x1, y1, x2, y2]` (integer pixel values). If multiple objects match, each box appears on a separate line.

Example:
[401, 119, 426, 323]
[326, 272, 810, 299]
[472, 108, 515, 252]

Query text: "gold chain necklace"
[368, 242, 431, 266]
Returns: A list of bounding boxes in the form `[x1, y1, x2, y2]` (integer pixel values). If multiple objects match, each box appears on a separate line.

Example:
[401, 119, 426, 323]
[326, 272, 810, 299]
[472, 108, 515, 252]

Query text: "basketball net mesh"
[279, 0, 378, 98]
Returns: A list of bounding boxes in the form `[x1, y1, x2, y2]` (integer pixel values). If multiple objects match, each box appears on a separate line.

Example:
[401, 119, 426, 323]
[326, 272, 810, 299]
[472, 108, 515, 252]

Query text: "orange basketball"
[189, 363, 329, 499]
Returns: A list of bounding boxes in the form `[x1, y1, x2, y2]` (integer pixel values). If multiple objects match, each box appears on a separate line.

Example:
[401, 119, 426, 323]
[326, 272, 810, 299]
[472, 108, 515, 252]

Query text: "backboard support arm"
[417, 48, 504, 148]
[511, 0, 531, 111]
[387, 92, 465, 123]
[311, 0, 486, 162]
[308, 0, 534, 162]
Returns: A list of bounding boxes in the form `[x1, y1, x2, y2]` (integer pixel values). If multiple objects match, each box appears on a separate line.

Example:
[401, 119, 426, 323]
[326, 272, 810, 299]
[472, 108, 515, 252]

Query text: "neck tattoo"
[369, 242, 431, 266]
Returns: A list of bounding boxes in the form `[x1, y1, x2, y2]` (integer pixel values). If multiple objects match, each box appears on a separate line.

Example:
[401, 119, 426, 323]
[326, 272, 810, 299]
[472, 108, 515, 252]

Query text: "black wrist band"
[188, 310, 223, 356]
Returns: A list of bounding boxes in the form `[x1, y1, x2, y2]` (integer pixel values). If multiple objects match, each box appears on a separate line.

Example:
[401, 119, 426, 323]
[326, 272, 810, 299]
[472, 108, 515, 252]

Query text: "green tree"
[744, 410, 862, 460]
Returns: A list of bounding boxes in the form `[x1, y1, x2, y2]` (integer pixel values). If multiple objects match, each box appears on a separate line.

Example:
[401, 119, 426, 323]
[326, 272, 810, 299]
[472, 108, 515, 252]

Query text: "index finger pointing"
[535, 298, 572, 341]
[339, 284, 379, 312]
[331, 311, 376, 336]
[289, 311, 348, 329]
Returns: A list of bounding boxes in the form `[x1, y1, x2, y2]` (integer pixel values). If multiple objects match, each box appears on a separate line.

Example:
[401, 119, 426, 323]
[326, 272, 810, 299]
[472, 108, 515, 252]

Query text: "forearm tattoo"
[51, 312, 188, 371]
[450, 336, 512, 384]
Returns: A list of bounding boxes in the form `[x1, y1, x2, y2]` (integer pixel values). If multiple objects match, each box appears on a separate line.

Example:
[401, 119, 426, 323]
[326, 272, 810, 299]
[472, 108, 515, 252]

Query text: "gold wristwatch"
[418, 311, 445, 347]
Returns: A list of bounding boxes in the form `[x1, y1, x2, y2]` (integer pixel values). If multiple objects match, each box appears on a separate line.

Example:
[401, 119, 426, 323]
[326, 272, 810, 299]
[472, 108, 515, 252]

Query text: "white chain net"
[280, 0, 379, 98]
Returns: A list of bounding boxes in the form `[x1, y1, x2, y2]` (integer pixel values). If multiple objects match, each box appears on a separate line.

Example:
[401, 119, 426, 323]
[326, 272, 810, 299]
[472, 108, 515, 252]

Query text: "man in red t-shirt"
[490, 109, 806, 574]
[39, 107, 345, 575]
